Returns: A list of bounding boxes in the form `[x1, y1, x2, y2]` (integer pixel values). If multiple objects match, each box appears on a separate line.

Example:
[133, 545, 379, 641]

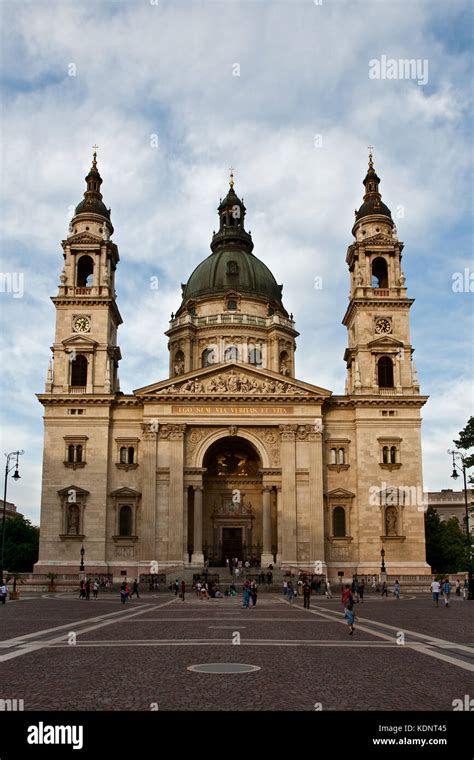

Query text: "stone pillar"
[308, 426, 327, 574]
[261, 487, 273, 567]
[140, 423, 158, 562]
[167, 425, 186, 564]
[276, 487, 283, 565]
[183, 487, 189, 564]
[192, 486, 204, 566]
[279, 425, 298, 565]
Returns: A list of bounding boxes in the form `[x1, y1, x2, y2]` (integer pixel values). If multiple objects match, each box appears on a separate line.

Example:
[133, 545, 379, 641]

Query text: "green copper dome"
[177, 178, 285, 315]
[181, 248, 284, 305]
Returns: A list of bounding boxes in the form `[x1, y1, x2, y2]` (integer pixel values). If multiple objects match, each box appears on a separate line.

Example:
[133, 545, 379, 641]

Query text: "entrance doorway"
[222, 527, 242, 562]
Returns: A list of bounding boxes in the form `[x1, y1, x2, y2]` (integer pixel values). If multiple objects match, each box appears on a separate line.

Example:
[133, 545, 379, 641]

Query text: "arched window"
[338, 448, 345, 465]
[224, 346, 238, 362]
[333, 507, 346, 537]
[77, 255, 94, 287]
[68, 444, 75, 463]
[119, 506, 133, 536]
[76, 445, 83, 463]
[371, 257, 388, 288]
[378, 356, 394, 388]
[248, 347, 262, 366]
[382, 446, 389, 464]
[71, 355, 87, 387]
[390, 446, 397, 464]
[120, 446, 127, 464]
[202, 348, 216, 368]
[128, 446, 135, 464]
[330, 448, 337, 465]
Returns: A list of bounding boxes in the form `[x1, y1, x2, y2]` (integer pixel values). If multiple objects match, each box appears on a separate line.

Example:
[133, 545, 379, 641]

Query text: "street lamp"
[380, 547, 386, 573]
[448, 449, 473, 600]
[80, 545, 85, 574]
[1, 450, 25, 580]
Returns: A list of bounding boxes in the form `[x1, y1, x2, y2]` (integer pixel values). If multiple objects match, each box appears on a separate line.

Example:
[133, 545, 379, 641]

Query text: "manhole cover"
[187, 663, 261, 674]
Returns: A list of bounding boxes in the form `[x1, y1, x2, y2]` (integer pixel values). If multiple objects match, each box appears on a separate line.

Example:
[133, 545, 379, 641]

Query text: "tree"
[425, 507, 470, 573]
[453, 416, 474, 484]
[0, 516, 39, 573]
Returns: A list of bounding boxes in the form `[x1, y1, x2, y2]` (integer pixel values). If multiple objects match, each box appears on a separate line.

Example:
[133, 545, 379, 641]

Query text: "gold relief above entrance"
[172, 405, 294, 414]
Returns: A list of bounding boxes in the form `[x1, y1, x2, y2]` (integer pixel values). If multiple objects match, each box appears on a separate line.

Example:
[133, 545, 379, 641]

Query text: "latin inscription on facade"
[172, 405, 294, 415]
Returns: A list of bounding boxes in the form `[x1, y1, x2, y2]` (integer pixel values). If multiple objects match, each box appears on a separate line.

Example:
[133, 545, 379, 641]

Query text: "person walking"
[359, 579, 365, 602]
[303, 581, 312, 609]
[283, 580, 288, 597]
[174, 579, 179, 596]
[180, 580, 186, 601]
[381, 581, 388, 597]
[443, 578, 451, 607]
[371, 575, 377, 592]
[344, 606, 355, 635]
[195, 581, 201, 598]
[250, 580, 258, 607]
[394, 580, 401, 600]
[325, 579, 332, 599]
[0, 580, 7, 604]
[130, 579, 140, 598]
[93, 579, 99, 599]
[85, 578, 91, 600]
[242, 580, 251, 608]
[455, 579, 461, 597]
[120, 581, 129, 604]
[287, 580, 294, 603]
[79, 579, 85, 599]
[431, 577, 440, 607]
[341, 584, 353, 610]
[463, 577, 469, 601]
[351, 578, 360, 602]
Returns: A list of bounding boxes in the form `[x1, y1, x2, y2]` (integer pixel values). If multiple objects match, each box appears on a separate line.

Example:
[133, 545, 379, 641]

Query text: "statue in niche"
[67, 504, 80, 535]
[280, 358, 288, 376]
[174, 359, 184, 376]
[385, 507, 398, 536]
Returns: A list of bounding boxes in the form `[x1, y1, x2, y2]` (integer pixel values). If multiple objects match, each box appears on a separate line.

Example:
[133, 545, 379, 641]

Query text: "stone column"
[279, 425, 298, 565]
[276, 487, 283, 565]
[192, 486, 204, 566]
[308, 426, 327, 575]
[140, 423, 158, 562]
[166, 424, 186, 564]
[183, 486, 189, 563]
[261, 487, 273, 567]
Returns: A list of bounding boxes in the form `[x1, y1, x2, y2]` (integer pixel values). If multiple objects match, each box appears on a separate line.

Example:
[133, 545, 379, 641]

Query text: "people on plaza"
[85, 578, 91, 599]
[359, 579, 365, 602]
[174, 579, 179, 596]
[287, 580, 295, 603]
[381, 581, 388, 597]
[230, 582, 237, 597]
[266, 570, 273, 585]
[442, 578, 451, 607]
[325, 579, 332, 599]
[344, 606, 355, 635]
[93, 579, 99, 599]
[242, 580, 251, 608]
[0, 580, 7, 604]
[394, 580, 401, 600]
[130, 579, 140, 598]
[120, 581, 129, 604]
[283, 580, 288, 596]
[371, 576, 377, 592]
[303, 581, 312, 609]
[195, 581, 202, 597]
[180, 580, 186, 601]
[351, 578, 360, 602]
[250, 580, 258, 607]
[200, 582, 209, 600]
[430, 577, 440, 607]
[341, 584, 353, 610]
[79, 579, 85, 599]
[463, 577, 469, 601]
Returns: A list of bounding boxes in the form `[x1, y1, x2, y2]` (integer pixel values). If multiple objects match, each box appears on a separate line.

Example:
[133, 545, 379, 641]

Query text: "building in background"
[35, 151, 431, 581]
[428, 489, 474, 533]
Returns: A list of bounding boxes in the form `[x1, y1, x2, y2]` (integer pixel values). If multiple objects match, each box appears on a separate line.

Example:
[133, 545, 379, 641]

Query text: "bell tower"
[342, 151, 420, 396]
[46, 149, 122, 395]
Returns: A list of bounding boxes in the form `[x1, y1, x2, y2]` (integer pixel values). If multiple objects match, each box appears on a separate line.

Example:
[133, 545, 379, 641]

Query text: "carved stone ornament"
[279, 424, 299, 441]
[158, 424, 186, 440]
[156, 369, 308, 396]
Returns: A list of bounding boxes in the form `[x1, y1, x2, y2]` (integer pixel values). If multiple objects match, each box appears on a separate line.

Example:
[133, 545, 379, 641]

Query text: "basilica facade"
[35, 152, 431, 580]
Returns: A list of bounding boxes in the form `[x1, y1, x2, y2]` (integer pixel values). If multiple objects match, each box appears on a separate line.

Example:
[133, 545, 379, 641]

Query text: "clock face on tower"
[73, 315, 91, 333]
[375, 318, 391, 334]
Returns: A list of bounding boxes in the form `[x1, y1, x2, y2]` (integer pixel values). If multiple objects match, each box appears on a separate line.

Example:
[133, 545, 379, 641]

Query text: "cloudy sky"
[0, 0, 472, 524]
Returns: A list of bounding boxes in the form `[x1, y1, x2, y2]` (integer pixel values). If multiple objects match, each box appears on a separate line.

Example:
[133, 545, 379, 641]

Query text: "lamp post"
[380, 546, 387, 585]
[1, 450, 24, 581]
[80, 545, 85, 577]
[448, 449, 473, 600]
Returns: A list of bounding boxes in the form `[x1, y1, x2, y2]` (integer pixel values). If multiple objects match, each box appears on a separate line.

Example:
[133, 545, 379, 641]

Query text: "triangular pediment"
[58, 485, 90, 497]
[364, 233, 398, 246]
[367, 335, 404, 349]
[110, 487, 141, 498]
[326, 488, 355, 498]
[62, 335, 98, 347]
[134, 362, 332, 399]
[67, 232, 102, 245]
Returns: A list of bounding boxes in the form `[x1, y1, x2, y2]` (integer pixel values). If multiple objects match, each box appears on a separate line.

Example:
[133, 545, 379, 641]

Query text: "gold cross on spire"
[368, 145, 374, 168]
[229, 166, 235, 188]
[91, 145, 98, 168]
